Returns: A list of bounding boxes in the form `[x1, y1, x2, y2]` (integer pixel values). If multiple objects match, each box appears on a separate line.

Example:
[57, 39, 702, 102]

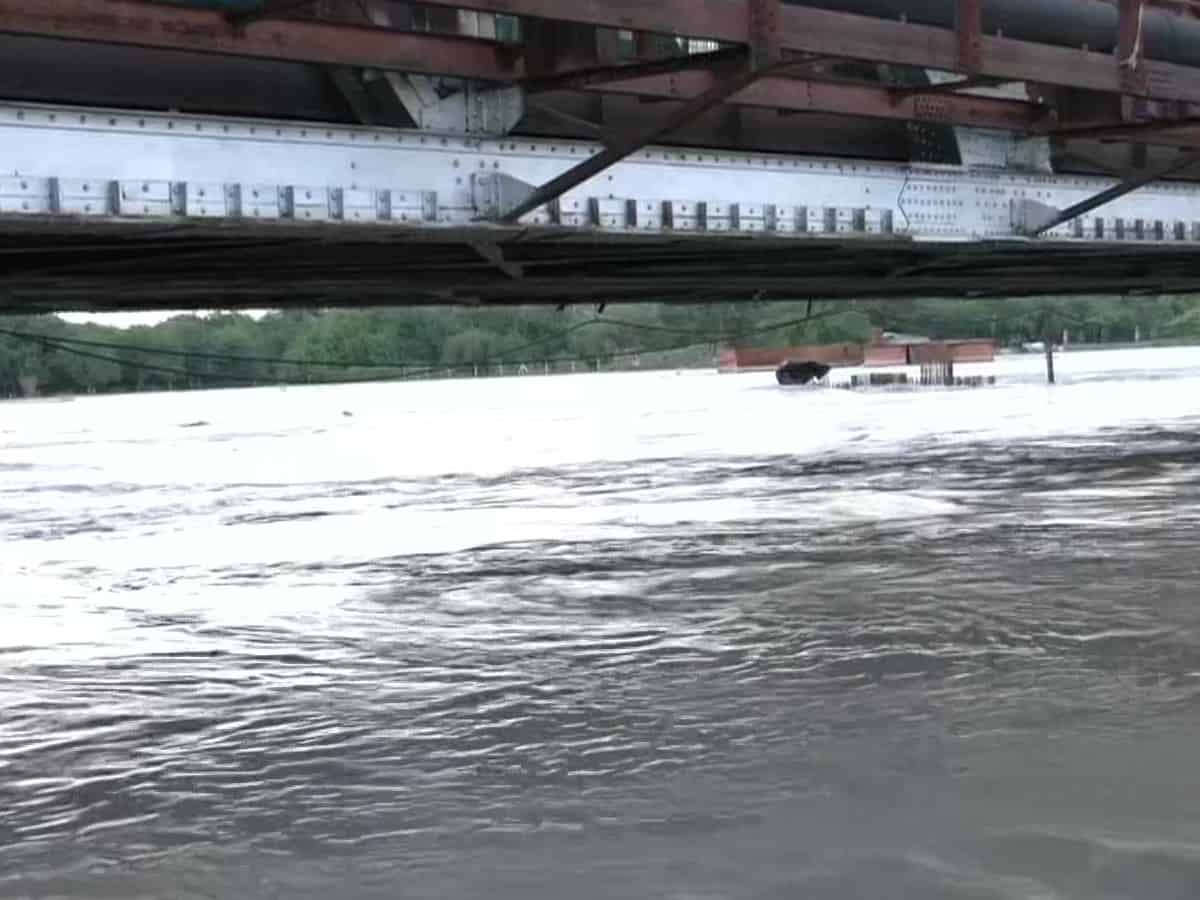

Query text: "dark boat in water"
[775, 360, 831, 385]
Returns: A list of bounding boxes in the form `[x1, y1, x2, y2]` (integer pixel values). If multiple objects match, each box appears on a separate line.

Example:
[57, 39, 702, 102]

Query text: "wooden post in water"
[1044, 333, 1056, 385]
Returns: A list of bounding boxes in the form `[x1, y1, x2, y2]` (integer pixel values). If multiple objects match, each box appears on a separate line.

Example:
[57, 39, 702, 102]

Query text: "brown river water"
[3, 348, 1200, 899]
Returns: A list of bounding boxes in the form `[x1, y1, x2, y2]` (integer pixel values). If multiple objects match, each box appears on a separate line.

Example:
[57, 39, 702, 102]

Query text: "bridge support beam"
[494, 0, 783, 221]
[1017, 148, 1200, 235]
[9, 99, 1200, 247]
[496, 53, 769, 222]
[956, 0, 983, 73]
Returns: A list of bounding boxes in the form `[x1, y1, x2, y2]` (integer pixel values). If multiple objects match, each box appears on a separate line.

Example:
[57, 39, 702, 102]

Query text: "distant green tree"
[3, 294, 1200, 396]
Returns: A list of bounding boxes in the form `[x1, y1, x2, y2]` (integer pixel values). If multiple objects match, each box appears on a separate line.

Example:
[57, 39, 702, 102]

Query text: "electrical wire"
[1, 305, 860, 387]
[0, 318, 598, 371]
[16, 335, 262, 384]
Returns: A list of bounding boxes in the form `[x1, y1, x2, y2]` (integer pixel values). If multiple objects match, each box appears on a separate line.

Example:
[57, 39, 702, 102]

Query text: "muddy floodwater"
[4, 348, 1200, 899]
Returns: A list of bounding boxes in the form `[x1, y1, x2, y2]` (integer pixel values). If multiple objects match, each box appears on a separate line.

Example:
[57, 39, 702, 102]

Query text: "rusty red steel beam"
[229, 0, 319, 26]
[0, 0, 1193, 148]
[776, 4, 1200, 104]
[409, 0, 1200, 104]
[0, 0, 520, 80]
[589, 70, 1049, 133]
[749, 0, 781, 69]
[1052, 114, 1200, 140]
[515, 46, 744, 93]
[956, 0, 983, 73]
[419, 0, 751, 42]
[1120, 0, 1149, 98]
[13, 0, 1200, 110]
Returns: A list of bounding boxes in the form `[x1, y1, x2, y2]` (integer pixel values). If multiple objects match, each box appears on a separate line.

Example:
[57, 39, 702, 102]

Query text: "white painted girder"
[2, 101, 1200, 245]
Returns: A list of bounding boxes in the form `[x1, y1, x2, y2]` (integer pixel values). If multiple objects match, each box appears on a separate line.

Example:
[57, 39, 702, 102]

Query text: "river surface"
[4, 347, 1200, 899]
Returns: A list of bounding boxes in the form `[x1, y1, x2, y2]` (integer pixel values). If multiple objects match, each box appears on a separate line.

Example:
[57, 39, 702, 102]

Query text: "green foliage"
[2, 294, 1199, 397]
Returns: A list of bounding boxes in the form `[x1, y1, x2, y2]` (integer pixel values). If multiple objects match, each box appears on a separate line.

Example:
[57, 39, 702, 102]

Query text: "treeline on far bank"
[3, 295, 1199, 397]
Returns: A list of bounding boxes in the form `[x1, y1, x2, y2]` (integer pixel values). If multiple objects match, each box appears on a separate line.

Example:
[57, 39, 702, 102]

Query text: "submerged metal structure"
[6, 0, 1200, 310]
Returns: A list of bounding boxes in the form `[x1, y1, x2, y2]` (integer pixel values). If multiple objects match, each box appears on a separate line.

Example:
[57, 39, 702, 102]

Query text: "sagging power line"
[0, 306, 850, 386]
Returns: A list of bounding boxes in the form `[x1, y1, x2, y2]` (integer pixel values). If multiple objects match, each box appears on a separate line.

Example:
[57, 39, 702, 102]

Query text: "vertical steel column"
[1119, 0, 1148, 99]
[956, 0, 983, 72]
[749, 0, 781, 69]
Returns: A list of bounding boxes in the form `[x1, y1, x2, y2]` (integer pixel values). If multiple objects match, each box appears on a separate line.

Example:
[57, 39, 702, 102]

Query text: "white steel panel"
[589, 197, 627, 229]
[2, 101, 1200, 245]
[183, 182, 231, 218]
[0, 176, 52, 213]
[286, 185, 332, 221]
[117, 180, 174, 216]
[54, 178, 111, 215]
[240, 184, 282, 219]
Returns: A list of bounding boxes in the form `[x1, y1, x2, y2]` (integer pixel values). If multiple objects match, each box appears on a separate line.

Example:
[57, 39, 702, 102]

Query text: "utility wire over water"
[4, 349, 1200, 898]
[0, 309, 849, 387]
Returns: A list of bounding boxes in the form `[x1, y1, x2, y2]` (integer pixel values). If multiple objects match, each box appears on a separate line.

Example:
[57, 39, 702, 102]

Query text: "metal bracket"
[473, 172, 538, 220]
[917, 73, 1053, 172]
[371, 72, 524, 135]
[1011, 198, 1061, 235]
[357, 0, 523, 135]
[1016, 148, 1200, 235]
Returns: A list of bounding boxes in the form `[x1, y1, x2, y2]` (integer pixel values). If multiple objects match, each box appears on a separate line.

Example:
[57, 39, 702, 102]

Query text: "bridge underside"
[4, 218, 1199, 312]
[5, 97, 1200, 311]
[9, 2, 1200, 310]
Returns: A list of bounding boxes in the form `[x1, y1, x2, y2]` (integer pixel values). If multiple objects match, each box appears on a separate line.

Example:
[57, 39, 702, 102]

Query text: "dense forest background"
[4, 295, 1200, 396]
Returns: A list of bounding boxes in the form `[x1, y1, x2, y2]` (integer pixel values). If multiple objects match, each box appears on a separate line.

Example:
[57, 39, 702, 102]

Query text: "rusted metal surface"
[956, 0, 983, 73]
[777, 3, 1200, 105]
[722, 339, 998, 371]
[1053, 115, 1200, 141]
[863, 344, 908, 366]
[13, 0, 1200, 208]
[749, 0, 782, 69]
[0, 0, 519, 80]
[1120, 0, 1150, 98]
[9, 0, 1200, 147]
[397, 0, 1200, 102]
[9, 0, 1200, 106]
[516, 48, 744, 94]
[370, 0, 753, 42]
[227, 0, 318, 26]
[909, 341, 995, 364]
[594, 70, 1046, 132]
